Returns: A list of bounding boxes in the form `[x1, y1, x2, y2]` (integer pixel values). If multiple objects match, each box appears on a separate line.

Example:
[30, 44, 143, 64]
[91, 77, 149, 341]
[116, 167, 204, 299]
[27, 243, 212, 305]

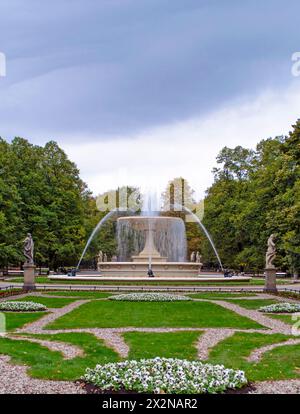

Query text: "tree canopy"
[202, 120, 300, 275]
[1, 119, 299, 275]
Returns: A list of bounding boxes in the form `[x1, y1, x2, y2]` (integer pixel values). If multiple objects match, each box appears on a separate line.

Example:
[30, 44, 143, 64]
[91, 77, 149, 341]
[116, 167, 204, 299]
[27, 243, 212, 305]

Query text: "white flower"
[259, 302, 300, 313]
[0, 301, 47, 312]
[82, 357, 248, 394]
[108, 293, 191, 302]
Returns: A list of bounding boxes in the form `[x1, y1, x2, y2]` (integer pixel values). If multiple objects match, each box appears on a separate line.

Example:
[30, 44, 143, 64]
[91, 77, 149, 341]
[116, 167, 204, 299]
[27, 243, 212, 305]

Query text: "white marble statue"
[196, 251, 202, 263]
[97, 250, 103, 263]
[190, 251, 196, 262]
[103, 253, 108, 262]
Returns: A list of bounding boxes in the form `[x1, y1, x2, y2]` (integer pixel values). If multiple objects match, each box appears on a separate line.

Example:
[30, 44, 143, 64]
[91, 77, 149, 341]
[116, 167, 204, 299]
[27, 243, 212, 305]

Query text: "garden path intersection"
[0, 291, 300, 394]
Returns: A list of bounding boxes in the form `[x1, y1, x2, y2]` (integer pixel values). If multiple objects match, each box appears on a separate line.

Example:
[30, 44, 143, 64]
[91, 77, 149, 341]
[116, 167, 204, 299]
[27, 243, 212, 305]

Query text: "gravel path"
[0, 355, 85, 394]
[247, 338, 300, 363]
[196, 329, 234, 360]
[209, 299, 292, 334]
[93, 331, 130, 358]
[17, 299, 90, 333]
[251, 379, 300, 394]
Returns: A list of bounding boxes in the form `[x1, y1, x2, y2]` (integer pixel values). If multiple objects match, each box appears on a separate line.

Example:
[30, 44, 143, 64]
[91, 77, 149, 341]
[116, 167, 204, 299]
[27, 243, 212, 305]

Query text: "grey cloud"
[0, 0, 299, 142]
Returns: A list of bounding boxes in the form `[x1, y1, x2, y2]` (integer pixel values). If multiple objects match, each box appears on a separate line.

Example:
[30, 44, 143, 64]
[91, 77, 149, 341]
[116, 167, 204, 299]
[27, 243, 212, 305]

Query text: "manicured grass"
[124, 331, 201, 360]
[188, 292, 258, 300]
[4, 312, 47, 331]
[2, 329, 299, 382]
[0, 333, 119, 380]
[46, 300, 263, 330]
[207, 331, 298, 381]
[255, 343, 300, 380]
[226, 299, 280, 310]
[269, 314, 297, 326]
[11, 296, 79, 308]
[38, 290, 114, 299]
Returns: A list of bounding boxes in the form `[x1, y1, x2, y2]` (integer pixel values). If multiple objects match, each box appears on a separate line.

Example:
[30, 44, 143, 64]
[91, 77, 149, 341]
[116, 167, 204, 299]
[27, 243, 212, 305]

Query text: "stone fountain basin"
[98, 261, 200, 277]
[118, 216, 184, 230]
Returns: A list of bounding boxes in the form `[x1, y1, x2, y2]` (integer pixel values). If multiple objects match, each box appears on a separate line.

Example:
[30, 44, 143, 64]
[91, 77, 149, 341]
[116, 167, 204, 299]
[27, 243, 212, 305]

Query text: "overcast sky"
[0, 0, 299, 198]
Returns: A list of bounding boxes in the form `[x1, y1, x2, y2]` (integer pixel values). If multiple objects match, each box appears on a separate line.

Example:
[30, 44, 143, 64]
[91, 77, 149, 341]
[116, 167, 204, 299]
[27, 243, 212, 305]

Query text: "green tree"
[0, 139, 23, 267]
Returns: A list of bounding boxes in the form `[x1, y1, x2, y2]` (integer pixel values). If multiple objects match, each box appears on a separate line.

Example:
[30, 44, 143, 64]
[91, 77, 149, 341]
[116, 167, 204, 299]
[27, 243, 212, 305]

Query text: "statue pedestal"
[23, 263, 36, 291]
[264, 267, 277, 293]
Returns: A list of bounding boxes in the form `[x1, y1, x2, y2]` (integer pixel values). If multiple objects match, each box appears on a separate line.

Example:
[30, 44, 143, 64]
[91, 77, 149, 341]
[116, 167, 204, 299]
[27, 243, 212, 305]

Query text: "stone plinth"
[264, 267, 277, 293]
[23, 263, 36, 291]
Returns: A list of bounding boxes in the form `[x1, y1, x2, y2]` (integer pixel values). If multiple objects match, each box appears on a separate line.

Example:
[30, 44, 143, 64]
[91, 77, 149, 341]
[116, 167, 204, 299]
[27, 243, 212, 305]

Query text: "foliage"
[161, 177, 204, 256]
[1, 118, 299, 274]
[202, 120, 300, 273]
[0, 137, 91, 269]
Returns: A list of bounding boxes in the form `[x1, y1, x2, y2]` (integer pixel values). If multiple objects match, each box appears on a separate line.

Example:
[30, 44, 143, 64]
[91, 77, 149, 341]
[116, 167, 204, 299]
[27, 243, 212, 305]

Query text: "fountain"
[97, 214, 199, 277]
[94, 192, 199, 277]
[49, 192, 251, 282]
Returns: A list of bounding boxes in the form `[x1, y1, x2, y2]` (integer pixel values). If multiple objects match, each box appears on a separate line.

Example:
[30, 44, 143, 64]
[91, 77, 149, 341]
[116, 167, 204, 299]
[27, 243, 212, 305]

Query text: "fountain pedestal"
[23, 263, 36, 291]
[131, 229, 167, 263]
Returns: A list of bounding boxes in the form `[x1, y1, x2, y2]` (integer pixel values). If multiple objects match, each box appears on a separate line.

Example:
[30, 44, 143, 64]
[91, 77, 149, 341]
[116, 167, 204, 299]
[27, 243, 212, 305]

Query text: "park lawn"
[38, 290, 114, 299]
[254, 343, 300, 381]
[268, 314, 297, 325]
[0, 332, 119, 380]
[124, 331, 201, 360]
[207, 331, 299, 381]
[4, 312, 47, 331]
[188, 292, 257, 300]
[225, 299, 280, 310]
[11, 296, 79, 308]
[46, 300, 264, 330]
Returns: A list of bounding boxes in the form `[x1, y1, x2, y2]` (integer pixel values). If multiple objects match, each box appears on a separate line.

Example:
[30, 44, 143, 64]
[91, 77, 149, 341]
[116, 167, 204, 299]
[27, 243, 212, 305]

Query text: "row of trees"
[0, 137, 92, 269]
[202, 119, 300, 275]
[0, 119, 299, 273]
[0, 137, 141, 270]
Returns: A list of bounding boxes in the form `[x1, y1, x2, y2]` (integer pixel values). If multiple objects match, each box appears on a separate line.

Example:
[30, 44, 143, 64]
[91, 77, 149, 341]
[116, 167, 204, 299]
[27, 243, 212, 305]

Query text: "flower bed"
[0, 289, 23, 299]
[0, 301, 47, 312]
[259, 302, 300, 313]
[108, 292, 191, 302]
[82, 357, 247, 394]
